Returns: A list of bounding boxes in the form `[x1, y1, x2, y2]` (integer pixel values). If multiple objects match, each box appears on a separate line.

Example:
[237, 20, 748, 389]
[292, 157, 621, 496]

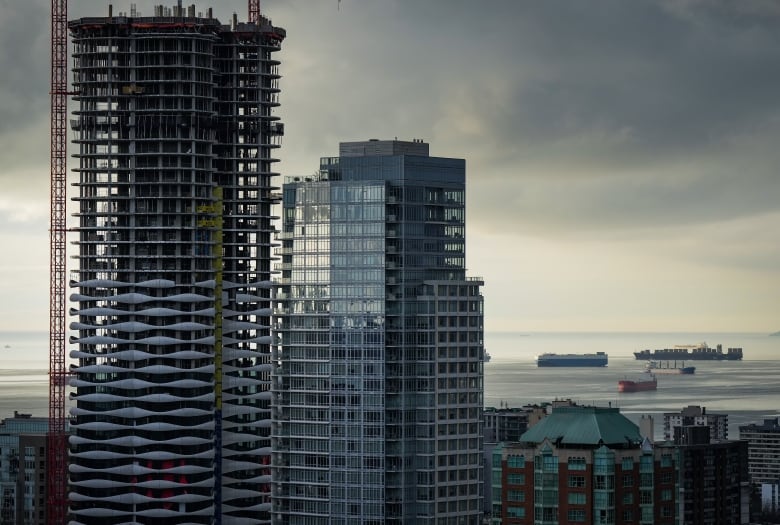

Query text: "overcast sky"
[1, 0, 778, 333]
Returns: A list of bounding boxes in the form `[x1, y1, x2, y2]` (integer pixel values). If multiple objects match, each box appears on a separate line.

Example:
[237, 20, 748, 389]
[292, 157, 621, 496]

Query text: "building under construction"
[67, 4, 283, 524]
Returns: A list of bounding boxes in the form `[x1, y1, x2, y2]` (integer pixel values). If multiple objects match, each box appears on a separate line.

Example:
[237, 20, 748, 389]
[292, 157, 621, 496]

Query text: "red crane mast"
[48, 0, 68, 522]
[249, 0, 260, 23]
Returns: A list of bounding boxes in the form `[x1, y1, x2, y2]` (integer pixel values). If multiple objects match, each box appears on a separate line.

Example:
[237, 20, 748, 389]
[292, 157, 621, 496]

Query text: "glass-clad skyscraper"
[272, 139, 485, 524]
[68, 5, 284, 524]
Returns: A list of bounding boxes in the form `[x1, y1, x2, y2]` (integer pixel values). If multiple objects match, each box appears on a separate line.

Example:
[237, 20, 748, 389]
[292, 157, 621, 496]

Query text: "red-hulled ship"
[618, 373, 657, 393]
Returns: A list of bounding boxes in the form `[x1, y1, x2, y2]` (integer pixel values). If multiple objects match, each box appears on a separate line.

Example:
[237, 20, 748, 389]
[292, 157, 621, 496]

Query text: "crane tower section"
[249, 0, 261, 24]
[48, 0, 69, 522]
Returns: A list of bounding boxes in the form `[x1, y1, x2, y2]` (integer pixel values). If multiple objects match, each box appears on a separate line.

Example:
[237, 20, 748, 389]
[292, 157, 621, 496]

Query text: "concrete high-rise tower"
[272, 139, 485, 524]
[68, 4, 284, 524]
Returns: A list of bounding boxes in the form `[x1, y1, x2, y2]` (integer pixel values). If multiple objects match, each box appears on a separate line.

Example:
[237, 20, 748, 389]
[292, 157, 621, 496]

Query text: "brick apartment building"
[490, 405, 676, 524]
[491, 406, 749, 524]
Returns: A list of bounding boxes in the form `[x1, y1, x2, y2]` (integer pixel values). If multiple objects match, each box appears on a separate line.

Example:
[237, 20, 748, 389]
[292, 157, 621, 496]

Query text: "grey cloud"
[278, 1, 780, 159]
[0, 1, 49, 136]
[0, 0, 54, 190]
[438, 1, 780, 159]
[471, 157, 780, 238]
[375, 0, 780, 233]
[5, 0, 780, 236]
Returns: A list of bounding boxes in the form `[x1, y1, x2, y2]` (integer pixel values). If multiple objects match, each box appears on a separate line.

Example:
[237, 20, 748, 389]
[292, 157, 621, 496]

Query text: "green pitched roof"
[520, 406, 642, 447]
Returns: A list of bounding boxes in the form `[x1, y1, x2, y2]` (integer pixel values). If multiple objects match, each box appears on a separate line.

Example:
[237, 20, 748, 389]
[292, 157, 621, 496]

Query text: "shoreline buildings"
[491, 404, 750, 525]
[739, 417, 780, 485]
[68, 4, 284, 523]
[491, 405, 678, 525]
[663, 405, 728, 441]
[739, 418, 780, 514]
[674, 426, 750, 525]
[272, 139, 485, 523]
[0, 412, 50, 525]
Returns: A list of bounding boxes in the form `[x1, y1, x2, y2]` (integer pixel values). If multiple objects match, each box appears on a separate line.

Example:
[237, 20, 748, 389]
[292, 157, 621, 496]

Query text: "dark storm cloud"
[4, 0, 780, 234]
[0, 1, 49, 135]
[283, 0, 780, 157]
[484, 0, 780, 160]
[383, 0, 780, 234]
[265, 0, 780, 237]
[0, 0, 777, 330]
[0, 0, 51, 186]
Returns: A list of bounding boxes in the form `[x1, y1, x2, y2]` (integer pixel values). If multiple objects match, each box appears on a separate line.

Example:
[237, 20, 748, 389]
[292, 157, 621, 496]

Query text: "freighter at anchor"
[536, 352, 608, 367]
[644, 361, 695, 375]
[634, 342, 742, 361]
[618, 373, 657, 393]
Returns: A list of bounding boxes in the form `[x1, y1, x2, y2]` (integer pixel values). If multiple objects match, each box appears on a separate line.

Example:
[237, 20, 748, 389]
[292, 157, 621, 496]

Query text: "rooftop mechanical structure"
[66, 4, 284, 524]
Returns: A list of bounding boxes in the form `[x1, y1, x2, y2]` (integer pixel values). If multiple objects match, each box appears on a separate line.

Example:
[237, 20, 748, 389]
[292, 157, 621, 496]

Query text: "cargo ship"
[618, 373, 657, 393]
[634, 342, 742, 361]
[536, 352, 608, 367]
[644, 361, 695, 375]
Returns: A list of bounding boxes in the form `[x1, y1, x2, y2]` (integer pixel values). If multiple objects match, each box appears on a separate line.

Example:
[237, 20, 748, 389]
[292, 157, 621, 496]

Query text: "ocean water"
[0, 331, 50, 417]
[1, 331, 778, 439]
[485, 331, 780, 439]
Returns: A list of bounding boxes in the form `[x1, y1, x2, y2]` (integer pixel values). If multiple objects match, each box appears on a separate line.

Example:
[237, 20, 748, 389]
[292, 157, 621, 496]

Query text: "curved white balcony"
[70, 278, 129, 288]
[69, 463, 212, 475]
[70, 378, 211, 389]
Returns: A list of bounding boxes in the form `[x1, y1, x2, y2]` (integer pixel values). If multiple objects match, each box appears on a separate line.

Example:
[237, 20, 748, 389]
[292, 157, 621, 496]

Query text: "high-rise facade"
[17, 433, 48, 525]
[663, 405, 728, 441]
[272, 139, 485, 524]
[739, 417, 780, 485]
[68, 4, 284, 524]
[0, 413, 50, 525]
[673, 426, 750, 525]
[483, 406, 531, 443]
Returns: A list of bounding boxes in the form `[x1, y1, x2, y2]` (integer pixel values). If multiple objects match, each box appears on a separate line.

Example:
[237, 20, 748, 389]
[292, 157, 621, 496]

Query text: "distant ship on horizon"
[644, 360, 695, 375]
[536, 352, 608, 367]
